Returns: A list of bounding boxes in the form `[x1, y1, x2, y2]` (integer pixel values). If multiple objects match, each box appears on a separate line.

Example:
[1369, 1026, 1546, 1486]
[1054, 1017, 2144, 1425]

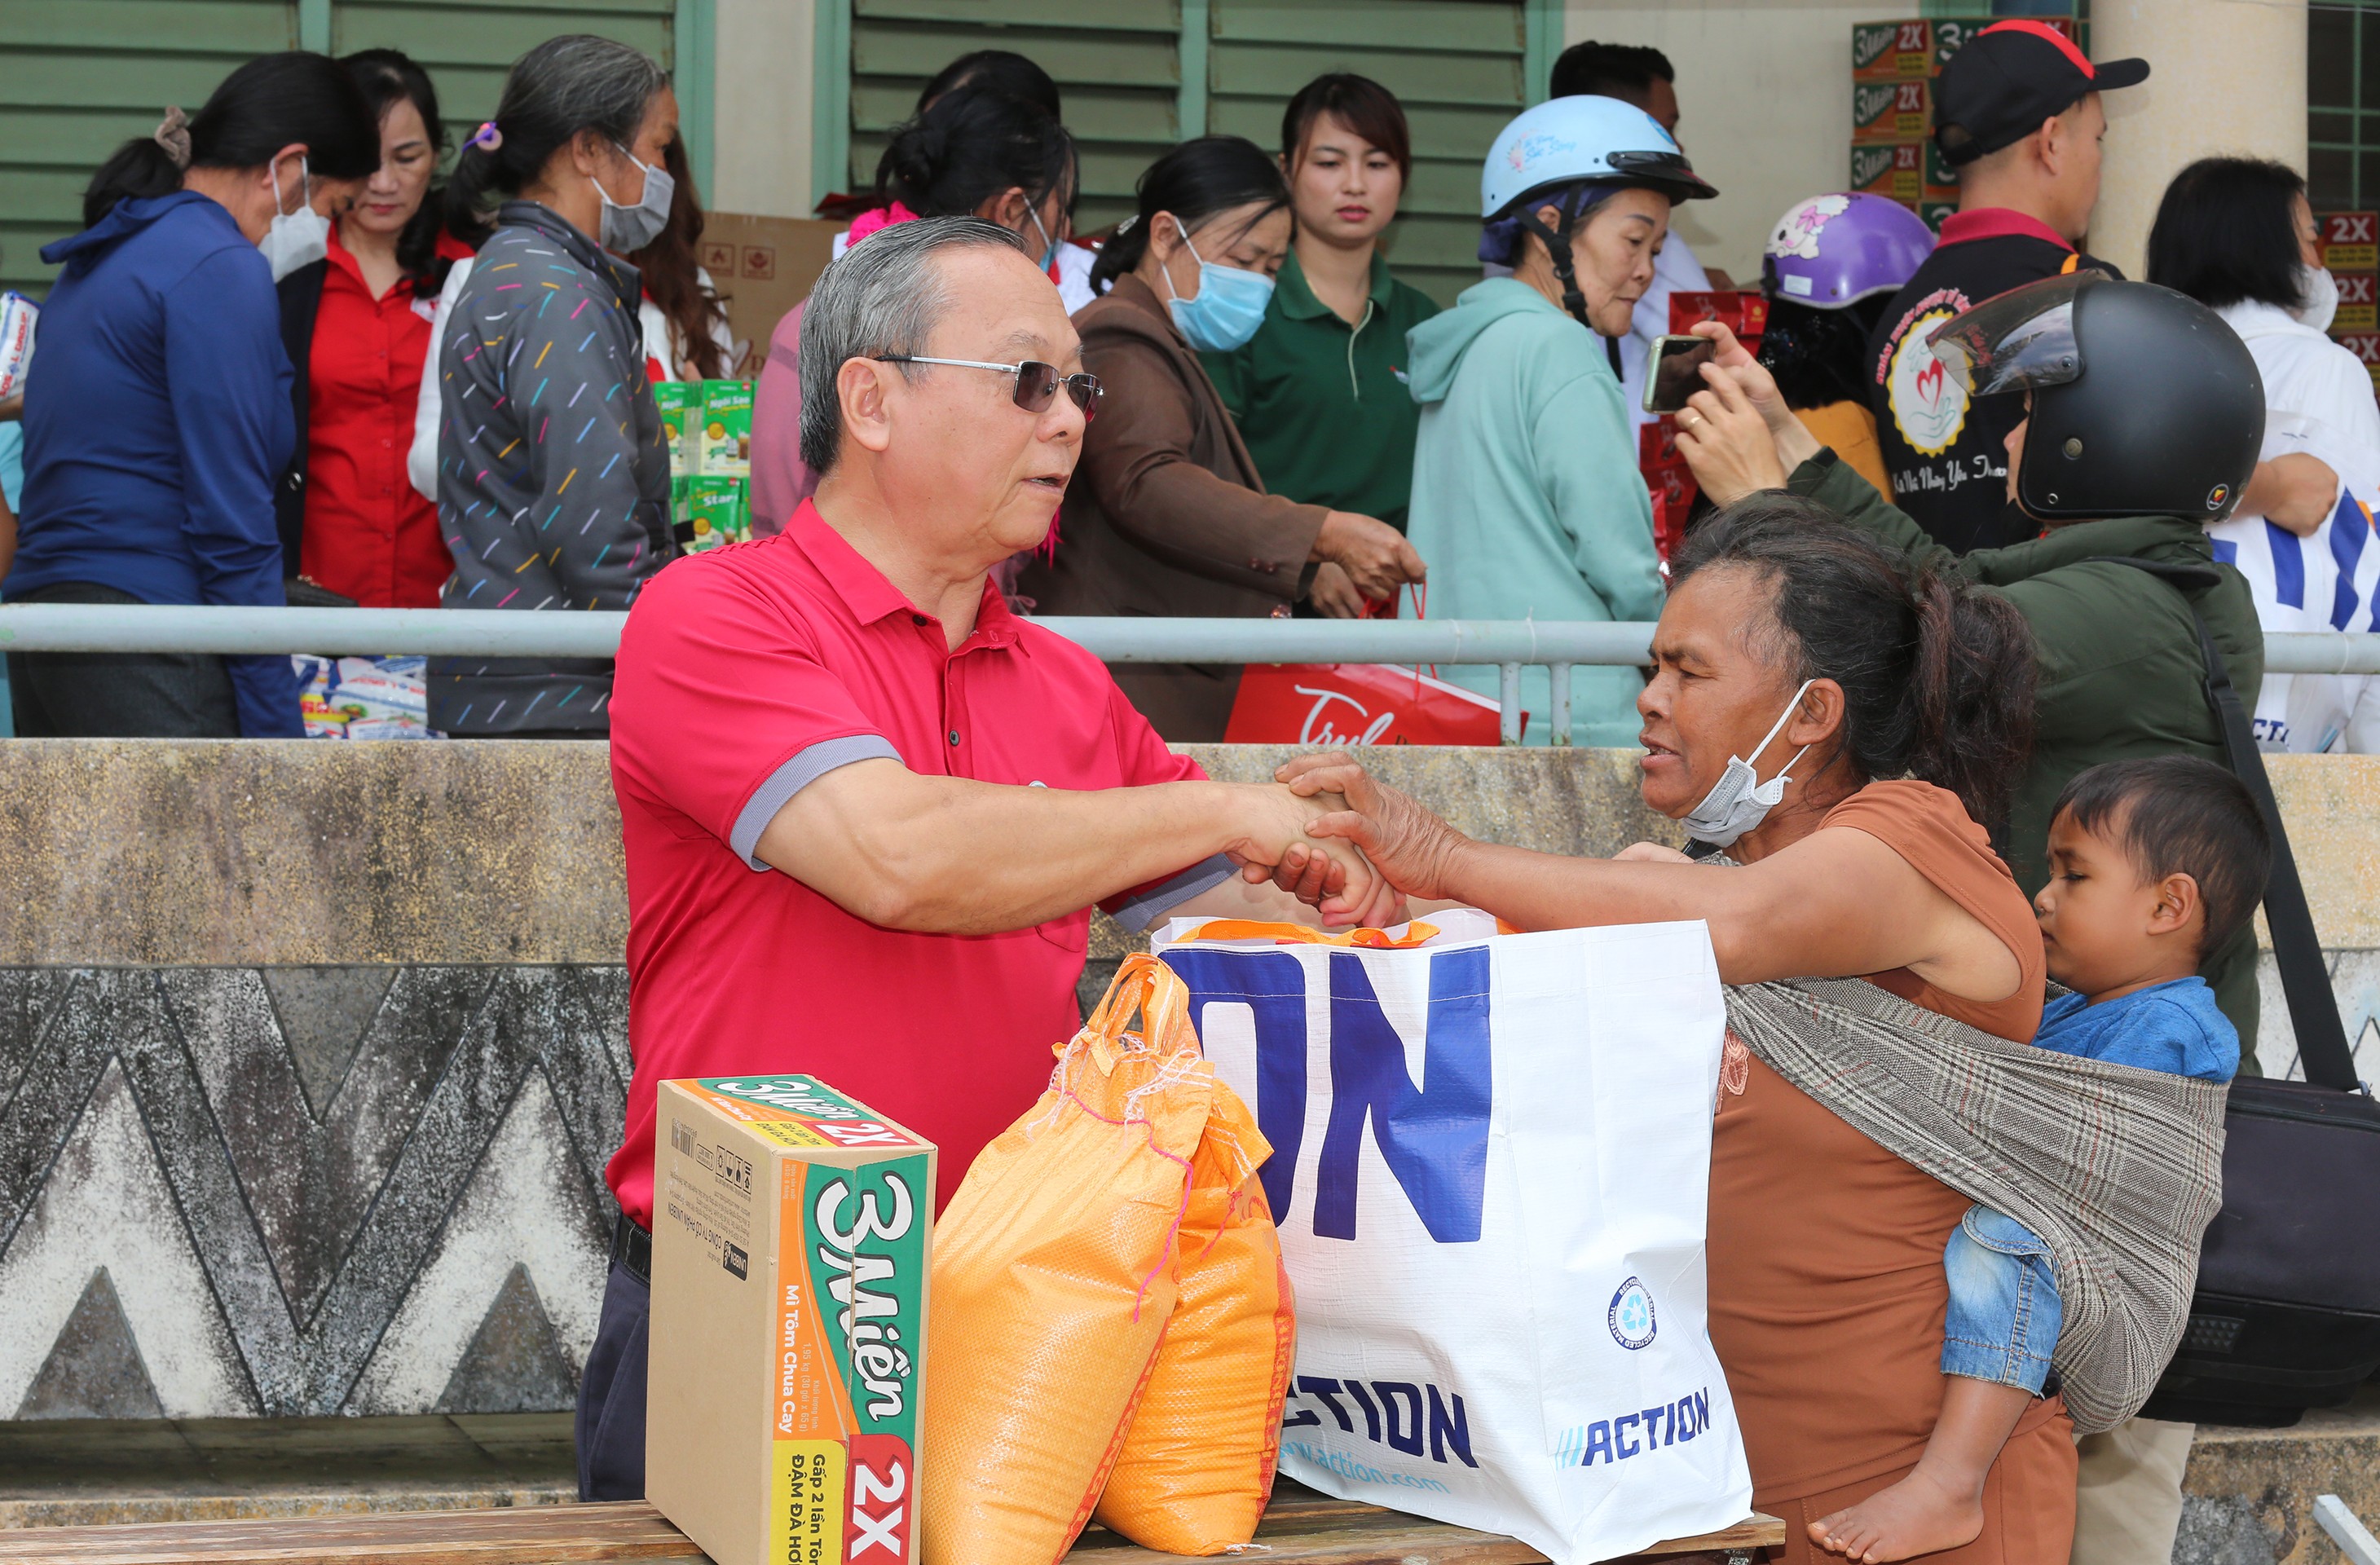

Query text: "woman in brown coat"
[1020, 136, 1422, 740]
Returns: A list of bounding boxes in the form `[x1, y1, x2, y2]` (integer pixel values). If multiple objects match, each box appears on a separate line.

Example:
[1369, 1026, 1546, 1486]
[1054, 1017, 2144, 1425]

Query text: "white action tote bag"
[1152, 910, 1752, 1564]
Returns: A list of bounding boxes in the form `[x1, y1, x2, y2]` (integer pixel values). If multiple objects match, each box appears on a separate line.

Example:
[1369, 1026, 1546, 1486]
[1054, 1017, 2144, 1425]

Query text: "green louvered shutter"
[0, 0, 685, 300]
[1205, 0, 1527, 307]
[848, 0, 1182, 233]
[0, 0, 300, 298]
[331, 0, 679, 164]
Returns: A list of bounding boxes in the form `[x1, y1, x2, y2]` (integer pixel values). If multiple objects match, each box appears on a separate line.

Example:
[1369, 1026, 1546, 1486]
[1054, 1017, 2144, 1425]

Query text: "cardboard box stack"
[646, 1074, 936, 1565]
[1849, 15, 2078, 233]
[2316, 211, 2380, 402]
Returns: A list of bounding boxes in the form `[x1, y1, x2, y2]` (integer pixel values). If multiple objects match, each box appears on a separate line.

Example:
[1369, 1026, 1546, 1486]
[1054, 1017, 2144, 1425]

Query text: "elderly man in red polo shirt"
[577, 214, 1389, 1499]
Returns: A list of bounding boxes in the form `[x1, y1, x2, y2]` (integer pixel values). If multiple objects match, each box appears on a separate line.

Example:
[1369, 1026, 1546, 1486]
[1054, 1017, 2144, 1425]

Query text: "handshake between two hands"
[1221, 753, 1466, 931]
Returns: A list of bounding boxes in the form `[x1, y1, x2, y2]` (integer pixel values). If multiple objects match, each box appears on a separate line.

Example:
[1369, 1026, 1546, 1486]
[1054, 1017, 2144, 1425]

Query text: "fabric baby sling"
[1722, 974, 2228, 1433]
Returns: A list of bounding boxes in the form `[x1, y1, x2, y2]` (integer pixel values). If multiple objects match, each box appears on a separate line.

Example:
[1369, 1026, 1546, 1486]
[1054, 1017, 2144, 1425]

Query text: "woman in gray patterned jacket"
[428, 35, 679, 736]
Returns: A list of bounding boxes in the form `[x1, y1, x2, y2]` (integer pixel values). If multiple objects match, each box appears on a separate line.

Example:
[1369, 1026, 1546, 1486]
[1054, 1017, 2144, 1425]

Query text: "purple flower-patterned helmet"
[1761, 192, 1935, 310]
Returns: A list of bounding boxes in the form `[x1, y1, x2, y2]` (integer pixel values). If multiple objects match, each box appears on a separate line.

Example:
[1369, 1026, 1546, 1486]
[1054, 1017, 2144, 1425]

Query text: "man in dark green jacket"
[1680, 274, 2271, 1055]
[1791, 449, 2264, 1045]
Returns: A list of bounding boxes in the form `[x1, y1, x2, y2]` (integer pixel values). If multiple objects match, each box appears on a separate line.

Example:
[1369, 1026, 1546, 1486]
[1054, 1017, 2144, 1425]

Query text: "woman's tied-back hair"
[1089, 135, 1289, 296]
[876, 85, 1075, 222]
[1673, 492, 2038, 828]
[84, 52, 380, 227]
[444, 34, 668, 244]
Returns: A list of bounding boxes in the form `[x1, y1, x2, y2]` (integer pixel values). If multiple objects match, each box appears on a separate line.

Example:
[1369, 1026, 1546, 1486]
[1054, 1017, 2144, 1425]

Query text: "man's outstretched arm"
[756, 758, 1393, 934]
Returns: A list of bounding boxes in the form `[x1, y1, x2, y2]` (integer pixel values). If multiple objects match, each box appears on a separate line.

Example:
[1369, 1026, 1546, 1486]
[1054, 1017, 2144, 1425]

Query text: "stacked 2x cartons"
[1849, 17, 2078, 233]
[2317, 210, 2380, 405]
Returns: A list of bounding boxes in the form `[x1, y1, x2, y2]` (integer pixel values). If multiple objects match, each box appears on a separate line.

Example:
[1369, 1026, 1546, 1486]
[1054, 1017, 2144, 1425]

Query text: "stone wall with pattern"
[2, 741, 2375, 1420]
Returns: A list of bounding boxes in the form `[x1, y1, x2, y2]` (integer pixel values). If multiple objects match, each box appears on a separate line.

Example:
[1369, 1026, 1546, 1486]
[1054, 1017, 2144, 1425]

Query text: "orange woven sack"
[919, 954, 1219, 1565]
[1091, 1078, 1294, 1554]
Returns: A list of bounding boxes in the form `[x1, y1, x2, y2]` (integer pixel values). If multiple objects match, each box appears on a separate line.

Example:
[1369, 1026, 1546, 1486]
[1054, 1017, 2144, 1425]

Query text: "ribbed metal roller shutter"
[0, 1, 300, 298]
[848, 0, 1183, 234]
[0, 0, 682, 300]
[840, 0, 1530, 307]
[330, 0, 679, 159]
[1205, 0, 1526, 307]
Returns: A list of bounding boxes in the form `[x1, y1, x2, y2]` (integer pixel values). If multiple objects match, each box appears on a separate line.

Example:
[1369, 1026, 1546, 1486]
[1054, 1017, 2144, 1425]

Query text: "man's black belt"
[610, 1210, 652, 1285]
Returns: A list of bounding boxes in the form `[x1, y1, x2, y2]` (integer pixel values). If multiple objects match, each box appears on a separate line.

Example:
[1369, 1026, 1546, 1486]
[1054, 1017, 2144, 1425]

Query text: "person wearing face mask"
[1017, 136, 1426, 741]
[3, 52, 376, 738]
[748, 85, 1078, 536]
[2149, 157, 2380, 756]
[1201, 74, 1439, 615]
[1401, 95, 1714, 746]
[275, 49, 473, 611]
[1673, 275, 2268, 1056]
[427, 35, 681, 738]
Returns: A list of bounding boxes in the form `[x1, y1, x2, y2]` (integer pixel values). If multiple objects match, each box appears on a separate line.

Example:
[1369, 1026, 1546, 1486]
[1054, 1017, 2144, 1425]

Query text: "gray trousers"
[6, 582, 239, 738]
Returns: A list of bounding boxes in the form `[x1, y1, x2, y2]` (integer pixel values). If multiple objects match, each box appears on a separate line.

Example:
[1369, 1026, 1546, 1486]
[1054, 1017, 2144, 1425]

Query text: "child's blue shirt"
[2032, 976, 2238, 1083]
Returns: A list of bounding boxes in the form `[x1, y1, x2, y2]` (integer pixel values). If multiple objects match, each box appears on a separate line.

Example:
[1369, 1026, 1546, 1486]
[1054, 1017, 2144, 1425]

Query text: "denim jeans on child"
[1942, 1204, 2064, 1392]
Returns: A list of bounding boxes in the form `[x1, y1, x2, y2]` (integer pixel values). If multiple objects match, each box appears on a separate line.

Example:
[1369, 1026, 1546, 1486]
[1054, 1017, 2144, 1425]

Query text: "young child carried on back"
[1810, 756, 2272, 1564]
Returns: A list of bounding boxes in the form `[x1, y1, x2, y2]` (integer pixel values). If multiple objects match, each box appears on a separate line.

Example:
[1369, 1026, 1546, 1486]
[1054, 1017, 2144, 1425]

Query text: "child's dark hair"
[2053, 756, 2272, 954]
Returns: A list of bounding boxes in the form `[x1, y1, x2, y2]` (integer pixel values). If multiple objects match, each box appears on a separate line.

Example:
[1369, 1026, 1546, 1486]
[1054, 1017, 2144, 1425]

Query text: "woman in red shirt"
[275, 48, 469, 607]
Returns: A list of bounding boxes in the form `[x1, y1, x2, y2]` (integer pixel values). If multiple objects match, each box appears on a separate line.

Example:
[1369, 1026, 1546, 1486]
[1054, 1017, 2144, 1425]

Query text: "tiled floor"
[0, 1413, 575, 1527]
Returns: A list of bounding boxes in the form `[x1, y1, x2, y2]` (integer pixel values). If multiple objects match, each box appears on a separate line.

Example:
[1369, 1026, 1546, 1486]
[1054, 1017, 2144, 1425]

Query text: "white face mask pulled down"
[2294, 262, 2340, 333]
[258, 155, 329, 282]
[1680, 680, 1815, 850]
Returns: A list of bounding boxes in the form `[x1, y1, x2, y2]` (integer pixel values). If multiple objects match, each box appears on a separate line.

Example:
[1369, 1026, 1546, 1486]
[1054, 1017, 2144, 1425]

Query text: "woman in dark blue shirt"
[6, 53, 376, 737]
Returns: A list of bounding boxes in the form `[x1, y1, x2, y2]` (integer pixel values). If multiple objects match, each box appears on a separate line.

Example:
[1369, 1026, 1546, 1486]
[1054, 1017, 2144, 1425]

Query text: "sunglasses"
[875, 355, 1103, 421]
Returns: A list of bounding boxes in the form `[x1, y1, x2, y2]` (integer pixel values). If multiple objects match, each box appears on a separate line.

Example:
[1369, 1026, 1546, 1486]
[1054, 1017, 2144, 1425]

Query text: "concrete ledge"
[2183, 1391, 2380, 1565]
[8, 740, 2373, 966]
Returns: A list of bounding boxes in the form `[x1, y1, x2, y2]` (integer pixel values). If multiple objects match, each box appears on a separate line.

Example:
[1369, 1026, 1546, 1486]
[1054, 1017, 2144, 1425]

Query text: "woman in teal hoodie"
[1405, 95, 1716, 744]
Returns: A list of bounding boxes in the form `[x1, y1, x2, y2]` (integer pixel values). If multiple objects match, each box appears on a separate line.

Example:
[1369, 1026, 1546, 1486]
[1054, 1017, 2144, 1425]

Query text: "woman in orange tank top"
[1272, 492, 2068, 1565]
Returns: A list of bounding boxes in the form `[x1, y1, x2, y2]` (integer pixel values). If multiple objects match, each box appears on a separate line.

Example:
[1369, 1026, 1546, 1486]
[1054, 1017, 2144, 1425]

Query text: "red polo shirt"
[606, 501, 1229, 1222]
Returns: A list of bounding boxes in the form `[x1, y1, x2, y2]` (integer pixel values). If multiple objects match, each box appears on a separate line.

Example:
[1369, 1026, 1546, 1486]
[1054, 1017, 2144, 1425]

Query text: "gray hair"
[798, 215, 1028, 474]
[449, 35, 668, 214]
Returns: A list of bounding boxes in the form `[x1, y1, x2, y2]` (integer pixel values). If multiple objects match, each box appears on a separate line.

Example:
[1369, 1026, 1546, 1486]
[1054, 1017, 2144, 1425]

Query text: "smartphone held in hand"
[1643, 333, 1717, 415]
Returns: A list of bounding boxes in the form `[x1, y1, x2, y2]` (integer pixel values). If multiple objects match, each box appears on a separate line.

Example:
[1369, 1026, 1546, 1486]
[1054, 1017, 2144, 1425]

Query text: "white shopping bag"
[1152, 910, 1751, 1564]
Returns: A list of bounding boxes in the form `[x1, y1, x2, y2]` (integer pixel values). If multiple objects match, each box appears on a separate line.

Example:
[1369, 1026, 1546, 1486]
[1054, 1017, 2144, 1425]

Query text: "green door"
[848, 0, 1183, 234]
[1205, 0, 1527, 306]
[0, 0, 694, 300]
[0, 0, 300, 298]
[330, 0, 681, 170]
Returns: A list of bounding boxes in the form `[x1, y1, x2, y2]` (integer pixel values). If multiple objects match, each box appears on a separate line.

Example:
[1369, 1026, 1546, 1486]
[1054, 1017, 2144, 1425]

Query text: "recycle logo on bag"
[1607, 1278, 1657, 1350]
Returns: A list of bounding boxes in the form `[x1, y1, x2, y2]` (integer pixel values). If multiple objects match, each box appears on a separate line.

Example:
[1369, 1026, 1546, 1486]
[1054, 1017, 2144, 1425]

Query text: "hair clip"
[468, 120, 504, 152]
[153, 106, 192, 170]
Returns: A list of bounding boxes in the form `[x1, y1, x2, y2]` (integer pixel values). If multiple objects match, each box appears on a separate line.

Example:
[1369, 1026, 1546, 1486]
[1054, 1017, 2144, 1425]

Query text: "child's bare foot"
[1808, 1466, 1985, 1563]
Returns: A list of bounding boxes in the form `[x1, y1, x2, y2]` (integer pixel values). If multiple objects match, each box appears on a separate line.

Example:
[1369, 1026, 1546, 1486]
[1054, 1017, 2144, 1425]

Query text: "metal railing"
[4, 602, 2379, 746]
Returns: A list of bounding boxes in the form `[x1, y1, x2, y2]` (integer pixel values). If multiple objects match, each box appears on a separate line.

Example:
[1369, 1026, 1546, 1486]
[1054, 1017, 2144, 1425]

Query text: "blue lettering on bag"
[1164, 949, 1309, 1219]
[1166, 945, 1492, 1243]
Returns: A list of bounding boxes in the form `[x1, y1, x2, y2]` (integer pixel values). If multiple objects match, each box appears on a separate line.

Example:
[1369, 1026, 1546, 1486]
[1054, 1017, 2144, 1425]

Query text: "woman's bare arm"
[1278, 756, 2021, 1000]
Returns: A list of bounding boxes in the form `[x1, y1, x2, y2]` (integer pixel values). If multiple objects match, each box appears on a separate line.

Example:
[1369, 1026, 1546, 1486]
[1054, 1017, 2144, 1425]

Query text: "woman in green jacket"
[1405, 95, 1715, 745]
[1203, 73, 1438, 616]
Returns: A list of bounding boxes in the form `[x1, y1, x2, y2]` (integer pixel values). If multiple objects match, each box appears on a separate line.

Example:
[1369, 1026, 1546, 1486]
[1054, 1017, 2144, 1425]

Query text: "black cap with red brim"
[1933, 20, 2149, 168]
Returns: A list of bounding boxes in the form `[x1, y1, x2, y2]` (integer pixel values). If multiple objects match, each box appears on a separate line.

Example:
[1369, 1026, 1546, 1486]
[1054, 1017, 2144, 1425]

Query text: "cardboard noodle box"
[646, 1077, 936, 1565]
[1852, 78, 1931, 144]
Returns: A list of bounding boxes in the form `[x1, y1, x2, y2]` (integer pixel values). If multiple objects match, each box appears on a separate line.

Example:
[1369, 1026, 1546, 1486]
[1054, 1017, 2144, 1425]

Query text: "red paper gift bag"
[1224, 663, 1514, 746]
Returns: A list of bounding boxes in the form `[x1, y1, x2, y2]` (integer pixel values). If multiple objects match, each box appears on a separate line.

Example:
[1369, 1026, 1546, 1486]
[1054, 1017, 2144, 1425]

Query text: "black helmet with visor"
[1925, 272, 2263, 523]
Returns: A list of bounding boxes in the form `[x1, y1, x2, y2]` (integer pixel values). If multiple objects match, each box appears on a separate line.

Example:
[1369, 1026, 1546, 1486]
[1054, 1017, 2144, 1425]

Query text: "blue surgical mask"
[1026, 203, 1060, 273]
[594, 145, 673, 253]
[1160, 218, 1275, 352]
[1681, 681, 1815, 849]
